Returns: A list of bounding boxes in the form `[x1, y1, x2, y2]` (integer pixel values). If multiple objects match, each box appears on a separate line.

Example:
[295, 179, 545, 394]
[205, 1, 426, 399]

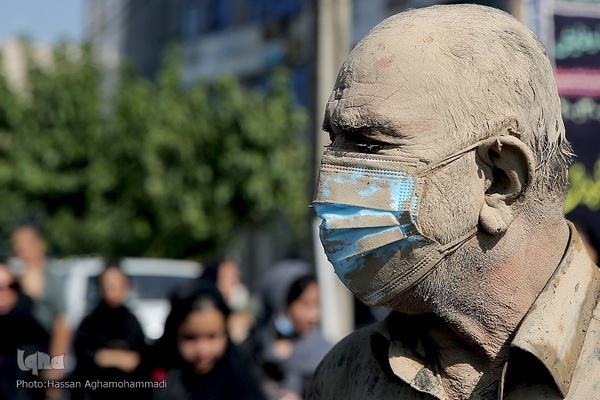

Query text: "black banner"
[554, 14, 600, 68]
[553, 5, 600, 232]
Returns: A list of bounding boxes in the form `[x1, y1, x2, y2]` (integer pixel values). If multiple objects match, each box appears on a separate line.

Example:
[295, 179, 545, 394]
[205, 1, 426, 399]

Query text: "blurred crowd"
[6, 218, 598, 400]
[0, 224, 342, 400]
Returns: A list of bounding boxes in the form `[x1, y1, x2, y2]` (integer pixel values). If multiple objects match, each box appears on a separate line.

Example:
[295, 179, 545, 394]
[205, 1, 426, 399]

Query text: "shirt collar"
[372, 312, 449, 399]
[506, 221, 600, 396]
[371, 221, 600, 399]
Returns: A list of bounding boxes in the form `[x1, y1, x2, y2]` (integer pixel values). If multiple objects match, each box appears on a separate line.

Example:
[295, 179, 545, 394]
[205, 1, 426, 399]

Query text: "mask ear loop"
[415, 138, 499, 177]
[413, 136, 516, 255]
[416, 129, 534, 177]
[399, 225, 479, 295]
[438, 226, 479, 255]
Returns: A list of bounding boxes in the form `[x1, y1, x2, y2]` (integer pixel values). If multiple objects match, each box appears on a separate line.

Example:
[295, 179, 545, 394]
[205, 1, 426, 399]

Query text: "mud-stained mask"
[313, 142, 484, 306]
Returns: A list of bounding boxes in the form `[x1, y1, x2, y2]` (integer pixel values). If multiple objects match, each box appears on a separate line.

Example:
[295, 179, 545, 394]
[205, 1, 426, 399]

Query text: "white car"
[63, 256, 203, 342]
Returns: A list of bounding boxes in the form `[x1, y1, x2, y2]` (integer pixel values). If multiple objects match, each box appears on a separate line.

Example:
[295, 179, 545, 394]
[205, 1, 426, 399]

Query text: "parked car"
[63, 256, 203, 342]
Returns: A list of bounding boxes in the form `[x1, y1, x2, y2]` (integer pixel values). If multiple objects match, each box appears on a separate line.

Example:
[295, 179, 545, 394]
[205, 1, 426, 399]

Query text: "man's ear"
[476, 135, 536, 235]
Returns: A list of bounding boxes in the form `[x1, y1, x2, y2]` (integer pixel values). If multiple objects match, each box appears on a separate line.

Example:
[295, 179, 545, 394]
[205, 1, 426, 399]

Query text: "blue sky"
[0, 0, 84, 44]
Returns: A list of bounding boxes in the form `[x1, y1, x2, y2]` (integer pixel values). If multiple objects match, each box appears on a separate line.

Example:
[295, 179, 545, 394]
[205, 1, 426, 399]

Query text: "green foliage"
[0, 41, 310, 259]
[565, 160, 600, 213]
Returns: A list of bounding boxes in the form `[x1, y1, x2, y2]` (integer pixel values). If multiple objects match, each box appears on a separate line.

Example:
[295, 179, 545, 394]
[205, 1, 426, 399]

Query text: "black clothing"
[152, 341, 266, 400]
[71, 301, 148, 400]
[0, 294, 49, 400]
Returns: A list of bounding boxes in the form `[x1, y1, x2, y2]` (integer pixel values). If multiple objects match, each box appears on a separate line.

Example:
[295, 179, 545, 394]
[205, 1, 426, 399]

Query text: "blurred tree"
[0, 41, 310, 259]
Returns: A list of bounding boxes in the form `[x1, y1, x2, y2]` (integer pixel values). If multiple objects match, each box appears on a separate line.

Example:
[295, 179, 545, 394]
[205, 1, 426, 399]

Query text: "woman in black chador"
[71, 262, 148, 400]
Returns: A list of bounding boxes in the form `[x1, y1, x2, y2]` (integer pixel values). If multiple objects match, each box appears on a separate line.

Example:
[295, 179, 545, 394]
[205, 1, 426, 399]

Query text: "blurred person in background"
[0, 260, 48, 400]
[150, 279, 266, 400]
[201, 256, 259, 344]
[248, 260, 332, 400]
[71, 261, 149, 400]
[11, 224, 71, 399]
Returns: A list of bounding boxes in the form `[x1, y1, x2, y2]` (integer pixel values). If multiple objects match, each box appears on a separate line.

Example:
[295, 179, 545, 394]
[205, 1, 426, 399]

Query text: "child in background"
[150, 279, 266, 400]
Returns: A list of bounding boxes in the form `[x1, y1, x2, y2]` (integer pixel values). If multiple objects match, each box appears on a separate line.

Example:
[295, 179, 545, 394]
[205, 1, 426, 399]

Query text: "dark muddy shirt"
[307, 224, 600, 399]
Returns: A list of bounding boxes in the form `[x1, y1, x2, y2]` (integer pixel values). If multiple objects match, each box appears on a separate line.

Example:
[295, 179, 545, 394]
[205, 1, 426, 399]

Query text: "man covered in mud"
[309, 4, 600, 399]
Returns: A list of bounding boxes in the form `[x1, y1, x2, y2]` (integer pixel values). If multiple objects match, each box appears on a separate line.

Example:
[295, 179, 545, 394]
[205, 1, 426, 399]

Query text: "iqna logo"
[17, 350, 65, 376]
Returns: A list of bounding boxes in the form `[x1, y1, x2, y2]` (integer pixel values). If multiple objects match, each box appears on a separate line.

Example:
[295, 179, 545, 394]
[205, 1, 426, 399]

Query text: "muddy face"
[323, 11, 489, 255]
[325, 27, 451, 160]
[324, 4, 565, 187]
[317, 4, 568, 315]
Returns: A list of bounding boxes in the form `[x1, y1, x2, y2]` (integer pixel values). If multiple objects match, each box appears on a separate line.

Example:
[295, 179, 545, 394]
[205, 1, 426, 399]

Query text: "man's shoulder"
[320, 323, 375, 366]
[307, 323, 385, 399]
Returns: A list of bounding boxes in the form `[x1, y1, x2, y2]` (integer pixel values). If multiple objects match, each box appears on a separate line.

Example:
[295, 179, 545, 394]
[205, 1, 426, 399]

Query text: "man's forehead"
[323, 29, 451, 142]
[324, 66, 444, 148]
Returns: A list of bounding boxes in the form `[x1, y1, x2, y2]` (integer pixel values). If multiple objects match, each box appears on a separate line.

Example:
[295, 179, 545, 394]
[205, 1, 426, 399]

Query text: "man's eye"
[356, 143, 383, 153]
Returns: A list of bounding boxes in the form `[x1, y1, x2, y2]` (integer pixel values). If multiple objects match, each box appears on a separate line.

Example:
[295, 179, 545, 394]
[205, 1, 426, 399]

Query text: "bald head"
[325, 4, 571, 196]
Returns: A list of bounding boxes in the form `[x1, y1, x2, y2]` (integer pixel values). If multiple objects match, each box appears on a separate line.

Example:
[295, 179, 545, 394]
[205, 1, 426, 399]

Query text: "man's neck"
[433, 218, 569, 354]
[423, 319, 505, 399]
[419, 218, 570, 398]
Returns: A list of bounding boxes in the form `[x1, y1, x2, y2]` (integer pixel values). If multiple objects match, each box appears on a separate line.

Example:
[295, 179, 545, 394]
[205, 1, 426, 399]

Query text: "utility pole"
[314, 0, 354, 343]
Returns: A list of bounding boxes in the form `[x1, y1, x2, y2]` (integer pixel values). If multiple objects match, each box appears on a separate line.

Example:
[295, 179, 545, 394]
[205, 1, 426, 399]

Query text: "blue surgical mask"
[274, 314, 295, 338]
[313, 144, 480, 306]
